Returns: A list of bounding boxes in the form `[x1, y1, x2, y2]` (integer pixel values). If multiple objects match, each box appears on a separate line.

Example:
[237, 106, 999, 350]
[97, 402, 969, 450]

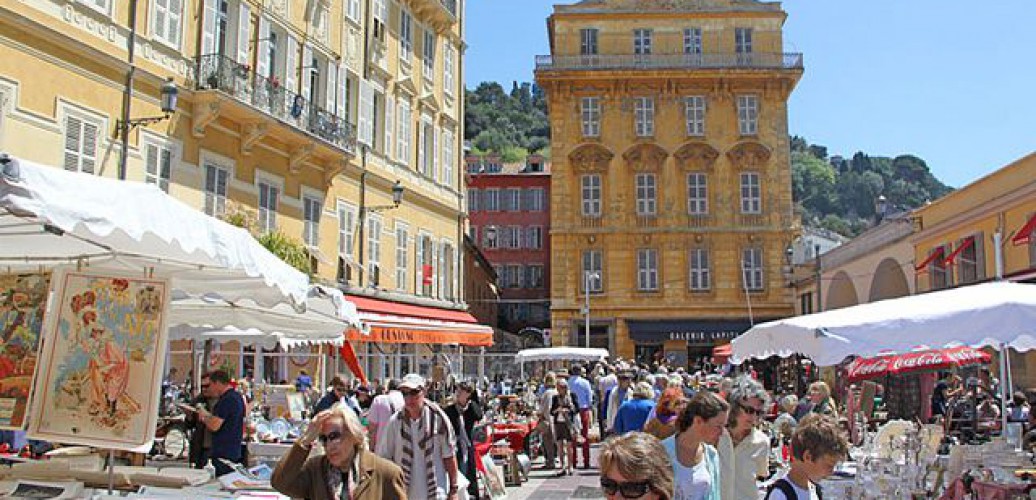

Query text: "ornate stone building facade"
[535, 0, 802, 364]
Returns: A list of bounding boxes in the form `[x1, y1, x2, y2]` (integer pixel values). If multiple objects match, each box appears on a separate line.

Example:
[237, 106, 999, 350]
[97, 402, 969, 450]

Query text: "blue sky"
[465, 0, 1036, 188]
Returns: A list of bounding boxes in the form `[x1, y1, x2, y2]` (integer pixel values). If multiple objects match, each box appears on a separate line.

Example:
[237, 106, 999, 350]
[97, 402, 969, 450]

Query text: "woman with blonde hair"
[537, 371, 559, 469]
[644, 387, 689, 440]
[599, 432, 675, 500]
[550, 378, 580, 476]
[271, 403, 406, 499]
[807, 381, 838, 419]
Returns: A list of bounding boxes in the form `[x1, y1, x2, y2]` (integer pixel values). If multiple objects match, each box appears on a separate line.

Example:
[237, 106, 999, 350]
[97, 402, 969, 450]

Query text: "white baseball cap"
[399, 373, 426, 390]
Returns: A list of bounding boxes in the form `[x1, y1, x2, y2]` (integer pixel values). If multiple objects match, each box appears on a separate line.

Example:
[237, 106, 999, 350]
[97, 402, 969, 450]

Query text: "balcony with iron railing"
[194, 54, 356, 154]
[411, 0, 457, 26]
[535, 52, 803, 72]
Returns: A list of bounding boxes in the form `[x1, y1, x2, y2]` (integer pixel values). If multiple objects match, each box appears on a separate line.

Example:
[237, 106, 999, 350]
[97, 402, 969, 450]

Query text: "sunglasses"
[600, 477, 651, 499]
[318, 430, 343, 445]
[740, 404, 763, 416]
[401, 389, 423, 397]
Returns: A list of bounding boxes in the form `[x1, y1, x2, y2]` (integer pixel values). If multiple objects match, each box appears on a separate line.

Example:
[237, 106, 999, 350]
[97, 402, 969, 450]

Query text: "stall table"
[939, 477, 1035, 500]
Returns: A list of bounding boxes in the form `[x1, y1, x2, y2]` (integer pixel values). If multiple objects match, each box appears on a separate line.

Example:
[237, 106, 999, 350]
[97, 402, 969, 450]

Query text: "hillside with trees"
[464, 80, 954, 237]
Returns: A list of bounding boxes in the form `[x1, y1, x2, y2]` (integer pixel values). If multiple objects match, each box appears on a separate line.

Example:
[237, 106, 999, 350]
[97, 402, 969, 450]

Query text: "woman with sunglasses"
[663, 391, 729, 500]
[599, 432, 674, 500]
[718, 375, 772, 500]
[271, 403, 407, 500]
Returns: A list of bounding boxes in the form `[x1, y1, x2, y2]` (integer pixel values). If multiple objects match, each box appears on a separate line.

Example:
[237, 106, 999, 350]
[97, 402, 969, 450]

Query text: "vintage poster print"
[28, 268, 170, 451]
[0, 273, 50, 429]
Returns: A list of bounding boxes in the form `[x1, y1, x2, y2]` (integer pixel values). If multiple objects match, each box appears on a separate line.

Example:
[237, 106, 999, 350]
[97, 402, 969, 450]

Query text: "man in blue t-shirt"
[197, 370, 245, 476]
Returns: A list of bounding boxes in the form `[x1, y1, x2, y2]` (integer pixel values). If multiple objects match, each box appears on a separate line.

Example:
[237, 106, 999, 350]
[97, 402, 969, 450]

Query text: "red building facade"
[466, 153, 551, 338]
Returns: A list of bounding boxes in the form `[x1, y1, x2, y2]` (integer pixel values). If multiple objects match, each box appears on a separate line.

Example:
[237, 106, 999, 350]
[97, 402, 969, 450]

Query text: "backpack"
[765, 478, 823, 500]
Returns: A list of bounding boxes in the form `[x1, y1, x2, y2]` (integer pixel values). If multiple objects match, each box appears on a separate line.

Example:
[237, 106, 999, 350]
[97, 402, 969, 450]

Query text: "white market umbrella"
[168, 285, 364, 349]
[0, 155, 308, 308]
[514, 347, 610, 364]
[730, 281, 1036, 367]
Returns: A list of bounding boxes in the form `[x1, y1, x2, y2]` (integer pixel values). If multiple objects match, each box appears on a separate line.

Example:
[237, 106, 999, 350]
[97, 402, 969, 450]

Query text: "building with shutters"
[0, 0, 482, 383]
[466, 153, 552, 335]
[534, 0, 802, 365]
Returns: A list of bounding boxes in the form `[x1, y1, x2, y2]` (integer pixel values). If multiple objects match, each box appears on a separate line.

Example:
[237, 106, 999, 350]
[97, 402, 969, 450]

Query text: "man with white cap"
[375, 373, 460, 500]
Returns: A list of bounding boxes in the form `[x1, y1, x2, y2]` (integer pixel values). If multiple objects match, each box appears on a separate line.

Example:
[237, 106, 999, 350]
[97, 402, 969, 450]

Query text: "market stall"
[0, 154, 315, 496]
[732, 281, 1036, 497]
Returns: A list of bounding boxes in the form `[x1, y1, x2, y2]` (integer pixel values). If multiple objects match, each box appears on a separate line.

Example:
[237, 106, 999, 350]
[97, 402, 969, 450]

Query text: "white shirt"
[598, 374, 618, 400]
[766, 479, 820, 500]
[719, 428, 771, 500]
[368, 390, 405, 426]
[375, 403, 457, 500]
[668, 443, 712, 500]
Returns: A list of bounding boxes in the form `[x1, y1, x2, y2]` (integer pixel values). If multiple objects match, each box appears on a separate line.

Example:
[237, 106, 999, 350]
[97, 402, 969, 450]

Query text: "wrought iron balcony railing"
[195, 54, 356, 153]
[535, 52, 803, 72]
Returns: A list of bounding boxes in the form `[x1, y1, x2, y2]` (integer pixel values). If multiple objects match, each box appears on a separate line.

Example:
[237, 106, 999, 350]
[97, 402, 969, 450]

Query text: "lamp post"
[875, 195, 889, 223]
[582, 271, 600, 348]
[356, 148, 404, 287]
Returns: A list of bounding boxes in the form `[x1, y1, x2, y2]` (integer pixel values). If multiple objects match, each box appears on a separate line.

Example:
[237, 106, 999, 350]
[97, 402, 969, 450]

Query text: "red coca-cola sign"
[846, 346, 991, 382]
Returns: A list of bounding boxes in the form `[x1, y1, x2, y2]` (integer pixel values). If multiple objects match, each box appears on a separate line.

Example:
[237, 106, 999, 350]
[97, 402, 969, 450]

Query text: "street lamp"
[117, 77, 178, 181]
[582, 271, 600, 348]
[357, 149, 405, 287]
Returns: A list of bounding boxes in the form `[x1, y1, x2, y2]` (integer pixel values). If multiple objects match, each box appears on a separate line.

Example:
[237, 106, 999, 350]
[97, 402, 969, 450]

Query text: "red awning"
[846, 346, 991, 382]
[338, 342, 367, 385]
[942, 237, 974, 266]
[344, 295, 493, 347]
[914, 247, 945, 273]
[1012, 213, 1036, 246]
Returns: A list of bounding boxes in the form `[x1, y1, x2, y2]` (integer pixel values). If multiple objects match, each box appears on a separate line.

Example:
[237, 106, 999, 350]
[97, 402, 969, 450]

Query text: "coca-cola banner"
[846, 346, 991, 382]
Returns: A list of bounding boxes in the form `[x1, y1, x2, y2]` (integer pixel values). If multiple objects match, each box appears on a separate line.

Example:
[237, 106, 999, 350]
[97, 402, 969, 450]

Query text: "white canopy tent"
[515, 347, 609, 378]
[0, 155, 309, 308]
[168, 285, 364, 349]
[730, 281, 1036, 366]
[731, 281, 1036, 431]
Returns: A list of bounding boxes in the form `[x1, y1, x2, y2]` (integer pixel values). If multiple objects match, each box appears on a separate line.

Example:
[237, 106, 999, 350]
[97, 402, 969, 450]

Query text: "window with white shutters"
[303, 195, 321, 246]
[581, 174, 601, 217]
[634, 97, 654, 137]
[740, 172, 761, 214]
[346, 0, 360, 23]
[582, 250, 603, 293]
[442, 129, 454, 187]
[637, 248, 659, 291]
[395, 224, 409, 291]
[338, 203, 356, 258]
[443, 243, 455, 300]
[371, 0, 387, 44]
[581, 97, 600, 137]
[384, 94, 394, 161]
[144, 142, 173, 192]
[685, 96, 705, 136]
[690, 247, 711, 291]
[358, 80, 373, 146]
[635, 173, 657, 216]
[423, 29, 435, 82]
[443, 44, 455, 96]
[63, 114, 98, 174]
[400, 11, 413, 63]
[256, 181, 278, 233]
[152, 0, 183, 48]
[203, 163, 230, 216]
[687, 173, 708, 215]
[742, 247, 763, 291]
[737, 95, 758, 135]
[367, 215, 382, 284]
[397, 100, 411, 163]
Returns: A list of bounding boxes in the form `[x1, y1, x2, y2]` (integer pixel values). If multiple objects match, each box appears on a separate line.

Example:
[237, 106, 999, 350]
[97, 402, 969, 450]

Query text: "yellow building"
[0, 0, 472, 384]
[535, 0, 802, 364]
[912, 152, 1036, 386]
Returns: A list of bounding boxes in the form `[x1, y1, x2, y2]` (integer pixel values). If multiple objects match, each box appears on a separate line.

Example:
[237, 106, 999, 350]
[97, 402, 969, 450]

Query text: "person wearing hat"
[375, 374, 460, 500]
[605, 371, 634, 435]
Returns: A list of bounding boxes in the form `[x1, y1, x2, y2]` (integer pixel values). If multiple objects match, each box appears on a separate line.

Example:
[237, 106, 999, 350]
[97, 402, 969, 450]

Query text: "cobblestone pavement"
[504, 442, 605, 500]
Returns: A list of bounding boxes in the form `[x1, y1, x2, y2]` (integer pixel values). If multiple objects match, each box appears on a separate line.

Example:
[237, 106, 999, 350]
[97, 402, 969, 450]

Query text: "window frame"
[689, 247, 711, 291]
[580, 28, 598, 55]
[526, 226, 544, 250]
[741, 247, 764, 292]
[581, 97, 601, 138]
[141, 133, 178, 193]
[399, 10, 413, 63]
[422, 28, 436, 82]
[685, 95, 706, 136]
[735, 27, 753, 54]
[633, 29, 652, 55]
[337, 200, 357, 259]
[582, 250, 604, 293]
[151, 0, 184, 49]
[302, 192, 323, 247]
[634, 96, 654, 137]
[367, 214, 383, 284]
[684, 27, 702, 55]
[687, 172, 708, 215]
[581, 174, 602, 217]
[740, 172, 762, 214]
[484, 188, 500, 212]
[635, 173, 657, 216]
[62, 108, 102, 175]
[395, 223, 409, 291]
[737, 94, 759, 136]
[255, 173, 283, 234]
[637, 248, 659, 292]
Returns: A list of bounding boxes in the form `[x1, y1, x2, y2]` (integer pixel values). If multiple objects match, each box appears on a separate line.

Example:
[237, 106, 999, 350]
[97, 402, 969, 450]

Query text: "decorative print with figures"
[0, 273, 50, 430]
[28, 267, 170, 451]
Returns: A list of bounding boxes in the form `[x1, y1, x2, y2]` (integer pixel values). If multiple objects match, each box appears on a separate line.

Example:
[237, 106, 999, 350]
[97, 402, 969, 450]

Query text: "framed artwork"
[0, 273, 50, 430]
[28, 268, 170, 451]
